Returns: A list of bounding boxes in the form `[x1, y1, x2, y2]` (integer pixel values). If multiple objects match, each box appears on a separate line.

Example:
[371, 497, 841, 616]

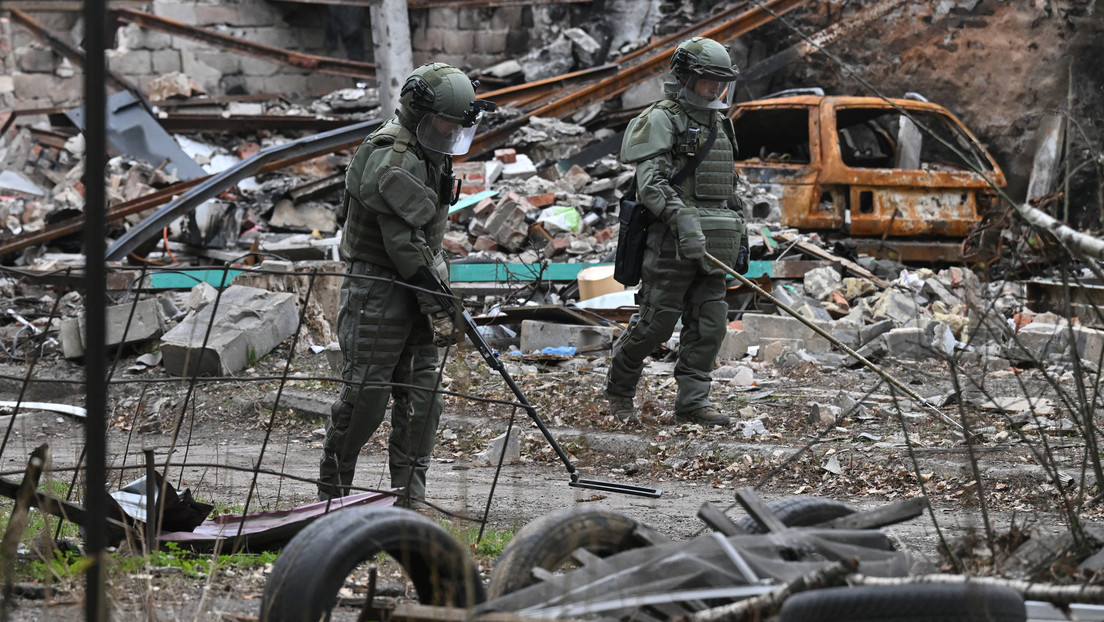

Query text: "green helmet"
[670, 37, 739, 110]
[398, 63, 495, 155]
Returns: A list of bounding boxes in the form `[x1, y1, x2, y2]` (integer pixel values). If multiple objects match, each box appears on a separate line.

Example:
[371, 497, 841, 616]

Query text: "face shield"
[416, 111, 483, 155]
[681, 74, 737, 110]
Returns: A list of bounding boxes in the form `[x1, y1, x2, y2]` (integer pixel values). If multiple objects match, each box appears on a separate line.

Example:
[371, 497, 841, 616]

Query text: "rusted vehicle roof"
[732, 93, 1005, 260]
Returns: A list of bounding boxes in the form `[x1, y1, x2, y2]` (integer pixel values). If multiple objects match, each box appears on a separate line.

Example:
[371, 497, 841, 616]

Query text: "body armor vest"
[341, 121, 450, 272]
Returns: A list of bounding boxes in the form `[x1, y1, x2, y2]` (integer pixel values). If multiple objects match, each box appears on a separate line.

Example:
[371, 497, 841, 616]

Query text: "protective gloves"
[415, 292, 456, 347]
[734, 244, 750, 274]
[673, 208, 706, 260]
[430, 313, 456, 347]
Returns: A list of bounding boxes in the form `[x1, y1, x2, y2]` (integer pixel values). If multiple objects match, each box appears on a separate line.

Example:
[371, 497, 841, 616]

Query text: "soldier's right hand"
[674, 208, 706, 260]
[431, 313, 457, 347]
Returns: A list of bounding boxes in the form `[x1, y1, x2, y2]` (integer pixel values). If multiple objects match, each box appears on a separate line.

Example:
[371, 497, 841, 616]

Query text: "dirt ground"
[2, 339, 1100, 620]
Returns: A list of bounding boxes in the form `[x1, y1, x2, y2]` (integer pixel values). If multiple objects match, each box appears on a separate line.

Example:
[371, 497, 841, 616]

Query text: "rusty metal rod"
[114, 8, 376, 79]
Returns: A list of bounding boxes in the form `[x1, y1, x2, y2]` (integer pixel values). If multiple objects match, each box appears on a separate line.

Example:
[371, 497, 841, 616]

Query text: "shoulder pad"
[377, 166, 439, 228]
[621, 103, 680, 163]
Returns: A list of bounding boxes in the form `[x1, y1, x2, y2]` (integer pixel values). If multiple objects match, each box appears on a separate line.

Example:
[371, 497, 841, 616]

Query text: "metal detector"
[419, 267, 662, 498]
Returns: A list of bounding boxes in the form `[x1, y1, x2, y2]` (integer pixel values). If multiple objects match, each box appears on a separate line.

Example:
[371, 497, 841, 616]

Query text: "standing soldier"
[320, 63, 492, 506]
[606, 37, 749, 426]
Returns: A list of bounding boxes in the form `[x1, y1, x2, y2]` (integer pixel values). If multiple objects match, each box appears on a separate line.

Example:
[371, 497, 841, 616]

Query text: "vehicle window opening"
[859, 190, 874, 214]
[818, 191, 834, 212]
[732, 108, 810, 164]
[835, 107, 994, 173]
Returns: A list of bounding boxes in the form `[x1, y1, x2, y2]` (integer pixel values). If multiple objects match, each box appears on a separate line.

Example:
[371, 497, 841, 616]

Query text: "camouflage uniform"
[606, 38, 748, 426]
[320, 63, 488, 505]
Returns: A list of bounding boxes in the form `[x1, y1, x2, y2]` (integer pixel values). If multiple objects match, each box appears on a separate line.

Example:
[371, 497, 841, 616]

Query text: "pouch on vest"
[614, 184, 651, 287]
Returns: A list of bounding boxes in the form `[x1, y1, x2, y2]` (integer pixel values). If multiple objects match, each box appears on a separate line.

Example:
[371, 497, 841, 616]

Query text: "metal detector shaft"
[419, 268, 661, 498]
[704, 253, 960, 429]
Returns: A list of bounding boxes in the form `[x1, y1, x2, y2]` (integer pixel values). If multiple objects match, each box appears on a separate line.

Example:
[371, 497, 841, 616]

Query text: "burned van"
[732, 91, 1005, 261]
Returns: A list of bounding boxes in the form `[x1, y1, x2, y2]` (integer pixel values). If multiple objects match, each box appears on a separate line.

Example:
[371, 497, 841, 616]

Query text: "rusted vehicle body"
[731, 92, 1005, 260]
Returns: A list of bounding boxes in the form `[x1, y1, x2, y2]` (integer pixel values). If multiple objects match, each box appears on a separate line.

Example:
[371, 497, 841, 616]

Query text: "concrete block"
[792, 297, 833, 322]
[501, 153, 537, 180]
[17, 45, 57, 73]
[195, 4, 283, 27]
[872, 288, 922, 325]
[160, 285, 298, 376]
[758, 338, 804, 365]
[882, 323, 955, 361]
[519, 320, 615, 354]
[922, 277, 962, 307]
[441, 29, 475, 53]
[474, 29, 509, 55]
[188, 50, 242, 75]
[472, 428, 521, 466]
[60, 298, 166, 359]
[428, 6, 458, 28]
[240, 56, 280, 77]
[803, 266, 842, 301]
[741, 314, 831, 353]
[108, 49, 152, 76]
[1074, 325, 1104, 367]
[716, 328, 749, 363]
[1005, 322, 1068, 362]
[0, 76, 13, 95]
[152, 1, 198, 23]
[14, 74, 80, 103]
[151, 49, 182, 75]
[489, 6, 523, 31]
[231, 27, 297, 49]
[860, 318, 894, 345]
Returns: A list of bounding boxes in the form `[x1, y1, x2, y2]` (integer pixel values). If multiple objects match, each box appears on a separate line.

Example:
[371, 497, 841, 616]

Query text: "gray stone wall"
[1, 1, 550, 108]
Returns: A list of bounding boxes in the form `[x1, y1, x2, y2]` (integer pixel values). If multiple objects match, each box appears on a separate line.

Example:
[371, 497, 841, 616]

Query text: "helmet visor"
[682, 75, 737, 110]
[416, 111, 483, 155]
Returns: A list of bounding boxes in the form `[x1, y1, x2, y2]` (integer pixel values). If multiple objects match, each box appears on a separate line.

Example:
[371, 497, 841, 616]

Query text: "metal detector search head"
[570, 473, 662, 498]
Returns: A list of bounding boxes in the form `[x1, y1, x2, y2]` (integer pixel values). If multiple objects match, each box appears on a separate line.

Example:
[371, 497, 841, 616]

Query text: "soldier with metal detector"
[319, 63, 494, 506]
[607, 36, 750, 426]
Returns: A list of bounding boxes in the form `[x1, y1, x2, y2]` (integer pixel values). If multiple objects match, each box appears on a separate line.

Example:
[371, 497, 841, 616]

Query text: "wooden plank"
[734, 487, 788, 533]
[816, 496, 928, 530]
[772, 232, 891, 288]
[696, 502, 748, 536]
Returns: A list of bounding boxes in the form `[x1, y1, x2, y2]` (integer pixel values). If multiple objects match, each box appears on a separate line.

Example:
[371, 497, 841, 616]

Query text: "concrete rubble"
[0, 1, 1097, 396]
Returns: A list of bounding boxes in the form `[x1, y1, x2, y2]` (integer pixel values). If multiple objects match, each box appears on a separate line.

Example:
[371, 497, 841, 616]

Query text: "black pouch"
[614, 187, 651, 286]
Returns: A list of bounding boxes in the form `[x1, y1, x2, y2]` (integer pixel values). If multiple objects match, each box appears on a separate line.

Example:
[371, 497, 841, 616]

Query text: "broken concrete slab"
[160, 285, 297, 376]
[716, 328, 749, 363]
[472, 428, 521, 466]
[519, 320, 615, 354]
[872, 288, 923, 325]
[741, 314, 831, 354]
[59, 298, 167, 359]
[803, 266, 842, 301]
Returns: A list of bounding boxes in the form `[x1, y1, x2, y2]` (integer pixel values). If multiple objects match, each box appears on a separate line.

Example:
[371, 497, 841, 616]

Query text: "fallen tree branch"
[687, 558, 859, 622]
[1015, 200, 1104, 260]
[851, 573, 1104, 605]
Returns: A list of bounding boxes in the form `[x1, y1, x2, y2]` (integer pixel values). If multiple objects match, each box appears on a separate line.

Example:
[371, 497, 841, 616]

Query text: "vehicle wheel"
[486, 508, 652, 598]
[778, 584, 1026, 622]
[737, 496, 856, 533]
[259, 506, 485, 622]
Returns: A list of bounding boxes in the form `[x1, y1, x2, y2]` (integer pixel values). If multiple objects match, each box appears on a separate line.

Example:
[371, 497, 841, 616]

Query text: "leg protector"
[674, 298, 729, 412]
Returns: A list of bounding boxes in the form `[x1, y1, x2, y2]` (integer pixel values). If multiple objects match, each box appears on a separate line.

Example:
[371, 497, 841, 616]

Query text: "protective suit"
[606, 37, 749, 426]
[320, 63, 492, 505]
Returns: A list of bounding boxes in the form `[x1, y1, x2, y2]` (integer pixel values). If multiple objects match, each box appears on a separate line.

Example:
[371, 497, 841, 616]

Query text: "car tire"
[259, 506, 485, 622]
[486, 508, 650, 598]
[737, 496, 856, 533]
[777, 584, 1026, 622]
